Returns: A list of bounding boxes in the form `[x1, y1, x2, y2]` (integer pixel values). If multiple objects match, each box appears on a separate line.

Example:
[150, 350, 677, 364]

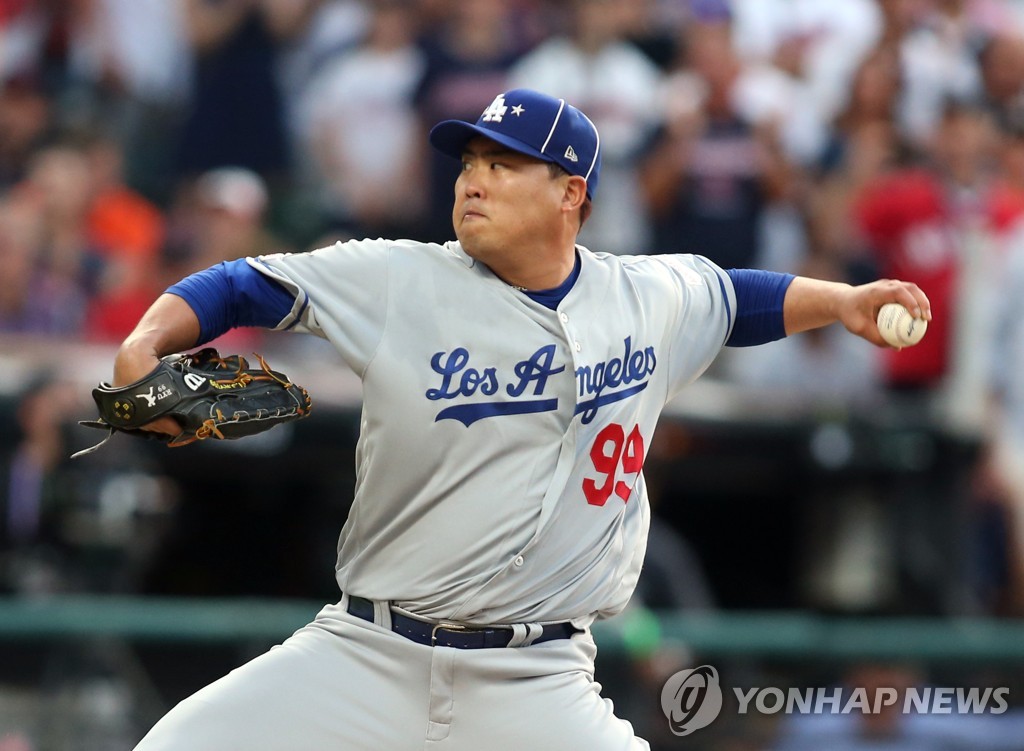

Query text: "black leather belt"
[346, 596, 578, 649]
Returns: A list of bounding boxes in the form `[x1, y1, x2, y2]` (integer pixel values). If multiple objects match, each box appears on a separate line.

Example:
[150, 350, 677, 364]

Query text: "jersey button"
[574, 341, 582, 352]
[513, 555, 525, 567]
[559, 312, 569, 323]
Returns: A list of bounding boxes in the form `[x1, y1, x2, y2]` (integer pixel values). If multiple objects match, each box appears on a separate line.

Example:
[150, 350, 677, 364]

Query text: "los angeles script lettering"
[425, 338, 657, 426]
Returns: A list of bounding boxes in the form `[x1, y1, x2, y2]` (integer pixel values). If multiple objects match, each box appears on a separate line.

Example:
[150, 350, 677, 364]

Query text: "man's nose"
[462, 178, 483, 198]
[459, 167, 484, 198]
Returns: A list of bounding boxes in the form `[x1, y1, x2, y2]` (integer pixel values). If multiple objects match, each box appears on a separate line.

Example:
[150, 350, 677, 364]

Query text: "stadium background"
[4, 0, 1024, 748]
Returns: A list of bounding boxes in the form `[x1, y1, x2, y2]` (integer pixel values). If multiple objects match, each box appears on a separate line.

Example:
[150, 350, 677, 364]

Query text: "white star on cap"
[511, 104, 525, 116]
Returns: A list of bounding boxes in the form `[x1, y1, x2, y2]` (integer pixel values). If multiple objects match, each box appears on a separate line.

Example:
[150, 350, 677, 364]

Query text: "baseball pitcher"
[111, 89, 930, 750]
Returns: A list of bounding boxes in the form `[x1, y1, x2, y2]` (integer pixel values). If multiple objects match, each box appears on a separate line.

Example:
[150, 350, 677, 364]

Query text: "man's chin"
[455, 230, 488, 260]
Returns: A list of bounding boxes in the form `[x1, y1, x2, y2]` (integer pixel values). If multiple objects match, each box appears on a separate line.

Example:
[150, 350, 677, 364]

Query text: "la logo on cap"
[481, 94, 508, 123]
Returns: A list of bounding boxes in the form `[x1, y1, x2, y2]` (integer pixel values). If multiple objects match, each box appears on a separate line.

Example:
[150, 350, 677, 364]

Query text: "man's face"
[452, 136, 567, 264]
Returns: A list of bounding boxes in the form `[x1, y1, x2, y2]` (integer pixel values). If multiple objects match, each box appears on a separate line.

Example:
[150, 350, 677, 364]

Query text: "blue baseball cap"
[429, 88, 602, 199]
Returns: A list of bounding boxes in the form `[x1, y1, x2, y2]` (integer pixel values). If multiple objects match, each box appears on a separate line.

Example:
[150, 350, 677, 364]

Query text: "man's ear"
[561, 175, 588, 215]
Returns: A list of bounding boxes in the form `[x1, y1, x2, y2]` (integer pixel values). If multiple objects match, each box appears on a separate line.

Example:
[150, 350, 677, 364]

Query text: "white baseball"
[876, 302, 927, 348]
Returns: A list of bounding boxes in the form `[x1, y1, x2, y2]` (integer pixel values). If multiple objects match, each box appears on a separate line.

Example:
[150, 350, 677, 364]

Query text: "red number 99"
[582, 423, 645, 506]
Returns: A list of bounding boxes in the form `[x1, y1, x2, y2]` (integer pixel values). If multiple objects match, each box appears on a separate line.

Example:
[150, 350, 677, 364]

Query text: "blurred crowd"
[2, 0, 1024, 603]
[3, 0, 1024, 596]
[1, 0, 1023, 386]
[2, 0, 1024, 402]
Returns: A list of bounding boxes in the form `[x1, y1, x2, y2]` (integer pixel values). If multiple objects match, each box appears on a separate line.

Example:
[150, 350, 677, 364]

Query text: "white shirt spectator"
[300, 32, 426, 226]
[277, 0, 371, 146]
[67, 0, 192, 104]
[730, 0, 883, 125]
[509, 37, 663, 254]
[898, 17, 984, 147]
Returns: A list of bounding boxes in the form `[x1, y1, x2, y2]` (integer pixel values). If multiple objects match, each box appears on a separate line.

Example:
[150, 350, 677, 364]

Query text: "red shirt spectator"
[856, 167, 1006, 388]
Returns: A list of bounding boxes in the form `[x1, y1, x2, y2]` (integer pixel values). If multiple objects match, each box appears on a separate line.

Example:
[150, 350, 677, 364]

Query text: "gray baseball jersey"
[250, 237, 735, 627]
[135, 238, 736, 751]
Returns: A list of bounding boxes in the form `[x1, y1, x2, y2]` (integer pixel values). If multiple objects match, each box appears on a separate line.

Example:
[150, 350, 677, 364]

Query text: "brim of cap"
[429, 120, 552, 165]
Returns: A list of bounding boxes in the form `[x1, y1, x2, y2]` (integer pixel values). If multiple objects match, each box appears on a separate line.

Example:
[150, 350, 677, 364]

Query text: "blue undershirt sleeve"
[166, 258, 296, 345]
[725, 269, 795, 347]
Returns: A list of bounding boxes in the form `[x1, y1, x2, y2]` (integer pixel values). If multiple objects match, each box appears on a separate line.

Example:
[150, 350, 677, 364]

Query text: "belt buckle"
[431, 622, 470, 646]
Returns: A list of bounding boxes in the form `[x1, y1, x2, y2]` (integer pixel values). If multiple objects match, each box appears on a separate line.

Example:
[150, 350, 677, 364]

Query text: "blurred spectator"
[175, 0, 291, 182]
[0, 76, 52, 191]
[988, 117, 1024, 231]
[83, 136, 165, 262]
[64, 0, 191, 108]
[807, 46, 908, 280]
[0, 195, 86, 335]
[853, 100, 1003, 403]
[617, 0, 682, 70]
[414, 0, 527, 243]
[977, 31, 1024, 132]
[63, 0, 192, 201]
[896, 0, 987, 148]
[161, 166, 288, 353]
[818, 44, 907, 178]
[4, 135, 165, 341]
[639, 18, 791, 266]
[298, 0, 426, 239]
[79, 133, 165, 341]
[731, 0, 882, 70]
[509, 0, 663, 254]
[276, 0, 370, 153]
[730, 0, 883, 155]
[7, 144, 103, 337]
[164, 166, 283, 277]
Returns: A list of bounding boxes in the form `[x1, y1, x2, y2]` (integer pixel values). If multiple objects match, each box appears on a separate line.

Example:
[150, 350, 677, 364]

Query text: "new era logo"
[564, 145, 579, 163]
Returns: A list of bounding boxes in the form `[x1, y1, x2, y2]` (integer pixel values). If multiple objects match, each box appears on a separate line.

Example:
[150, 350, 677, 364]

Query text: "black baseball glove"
[73, 348, 312, 457]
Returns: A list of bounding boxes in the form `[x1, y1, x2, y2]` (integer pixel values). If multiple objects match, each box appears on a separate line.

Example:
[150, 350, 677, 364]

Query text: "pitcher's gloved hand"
[74, 348, 312, 457]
